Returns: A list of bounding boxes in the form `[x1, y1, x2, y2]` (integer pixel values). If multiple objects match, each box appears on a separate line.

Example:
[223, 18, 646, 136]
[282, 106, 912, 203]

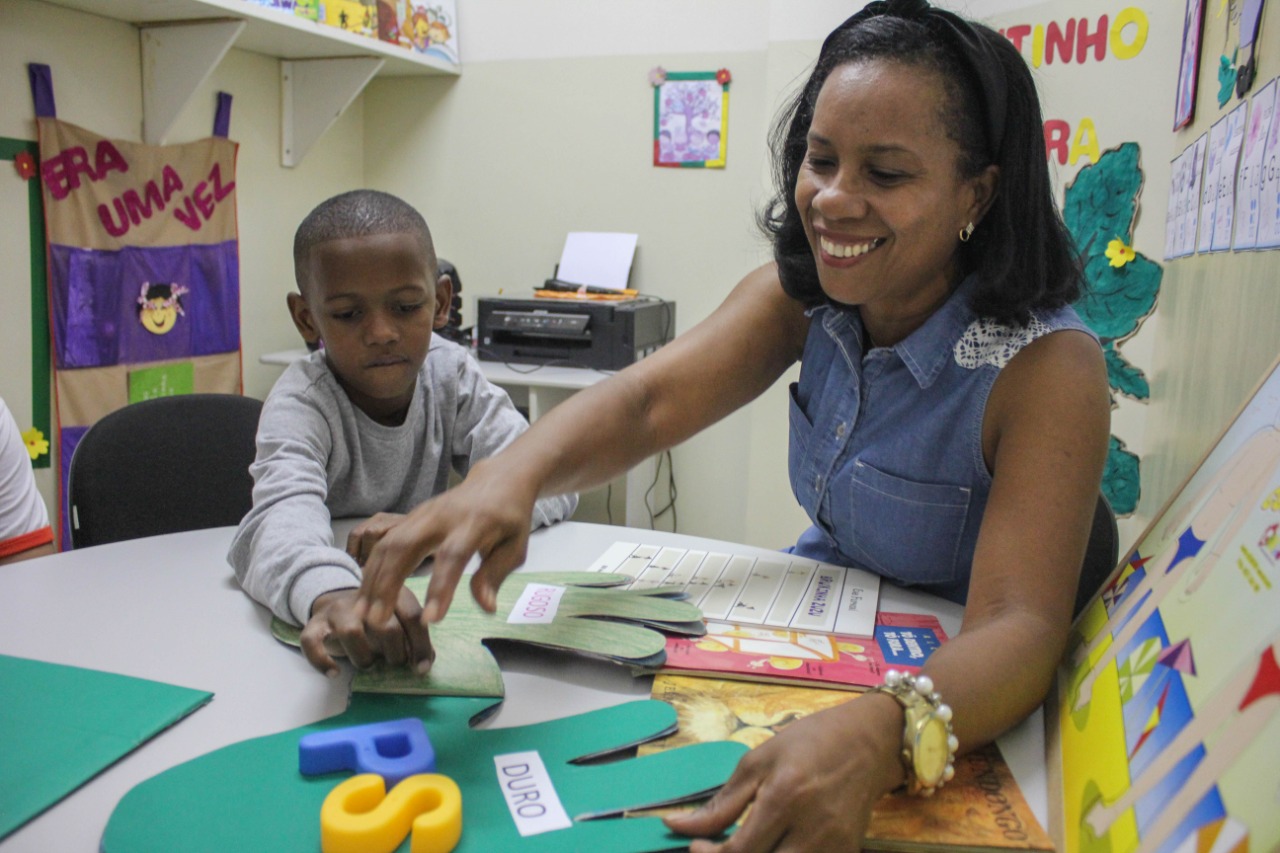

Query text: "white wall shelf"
[40, 0, 459, 162]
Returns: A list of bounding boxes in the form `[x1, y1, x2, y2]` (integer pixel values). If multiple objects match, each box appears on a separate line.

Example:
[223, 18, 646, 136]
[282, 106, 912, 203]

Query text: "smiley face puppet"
[137, 282, 189, 336]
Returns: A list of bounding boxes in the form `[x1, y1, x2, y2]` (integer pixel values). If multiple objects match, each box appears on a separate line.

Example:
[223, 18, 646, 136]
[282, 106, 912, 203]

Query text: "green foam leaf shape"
[102, 692, 749, 853]
[272, 572, 705, 697]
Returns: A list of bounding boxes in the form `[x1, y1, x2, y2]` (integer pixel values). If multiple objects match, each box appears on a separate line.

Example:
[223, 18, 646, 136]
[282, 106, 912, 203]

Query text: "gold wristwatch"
[873, 669, 957, 797]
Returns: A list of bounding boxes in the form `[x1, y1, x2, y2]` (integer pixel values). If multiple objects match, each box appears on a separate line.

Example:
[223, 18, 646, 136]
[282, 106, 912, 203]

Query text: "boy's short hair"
[293, 190, 436, 291]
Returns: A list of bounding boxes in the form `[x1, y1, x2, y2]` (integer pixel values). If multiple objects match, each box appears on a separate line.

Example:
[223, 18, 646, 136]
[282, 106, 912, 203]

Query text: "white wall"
[0, 0, 366, 525]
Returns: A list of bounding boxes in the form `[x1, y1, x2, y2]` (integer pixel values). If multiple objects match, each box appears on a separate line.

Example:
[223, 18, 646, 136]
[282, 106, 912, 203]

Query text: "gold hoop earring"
[959, 222, 976, 243]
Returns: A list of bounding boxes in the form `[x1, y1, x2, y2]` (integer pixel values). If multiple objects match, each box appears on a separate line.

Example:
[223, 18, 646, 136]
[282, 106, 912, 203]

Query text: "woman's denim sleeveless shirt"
[787, 274, 1095, 604]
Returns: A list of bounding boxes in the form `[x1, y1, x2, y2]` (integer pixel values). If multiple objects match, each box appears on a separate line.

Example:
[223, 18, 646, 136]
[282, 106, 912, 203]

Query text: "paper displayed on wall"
[29, 66, 243, 547]
[1168, 133, 1208, 259]
[1051, 353, 1280, 853]
[1233, 78, 1276, 249]
[1234, 0, 1268, 97]
[1210, 101, 1248, 252]
[651, 68, 730, 169]
[1175, 0, 1208, 130]
[1255, 78, 1280, 248]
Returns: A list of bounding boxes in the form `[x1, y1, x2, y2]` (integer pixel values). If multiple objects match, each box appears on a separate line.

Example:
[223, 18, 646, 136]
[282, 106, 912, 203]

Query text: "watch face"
[913, 716, 950, 784]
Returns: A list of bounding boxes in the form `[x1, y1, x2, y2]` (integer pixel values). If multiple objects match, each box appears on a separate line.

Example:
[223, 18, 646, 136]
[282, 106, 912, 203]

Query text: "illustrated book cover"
[639, 674, 1054, 852]
[643, 611, 947, 691]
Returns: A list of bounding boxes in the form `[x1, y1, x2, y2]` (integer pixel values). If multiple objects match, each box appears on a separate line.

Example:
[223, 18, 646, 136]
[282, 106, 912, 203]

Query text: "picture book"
[643, 611, 948, 692]
[638, 675, 1054, 852]
[1050, 354, 1280, 853]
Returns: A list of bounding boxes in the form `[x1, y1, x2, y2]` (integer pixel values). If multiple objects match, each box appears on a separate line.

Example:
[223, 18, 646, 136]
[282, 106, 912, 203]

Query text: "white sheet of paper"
[1257, 84, 1280, 248]
[1166, 151, 1183, 260]
[1200, 118, 1228, 254]
[556, 232, 638, 290]
[1183, 134, 1207, 257]
[1211, 102, 1249, 251]
[1234, 79, 1277, 251]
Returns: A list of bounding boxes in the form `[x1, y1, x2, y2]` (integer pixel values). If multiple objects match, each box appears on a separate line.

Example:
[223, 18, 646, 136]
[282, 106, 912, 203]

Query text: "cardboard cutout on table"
[102, 693, 748, 853]
[29, 65, 242, 547]
[0, 654, 211, 841]
[272, 573, 706, 697]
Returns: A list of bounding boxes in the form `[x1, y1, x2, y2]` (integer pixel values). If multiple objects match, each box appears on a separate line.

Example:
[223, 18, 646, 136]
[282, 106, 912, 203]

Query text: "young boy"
[229, 190, 575, 677]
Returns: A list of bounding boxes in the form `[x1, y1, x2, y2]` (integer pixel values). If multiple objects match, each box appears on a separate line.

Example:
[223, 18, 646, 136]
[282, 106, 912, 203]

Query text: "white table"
[0, 521, 1047, 851]
[260, 349, 659, 528]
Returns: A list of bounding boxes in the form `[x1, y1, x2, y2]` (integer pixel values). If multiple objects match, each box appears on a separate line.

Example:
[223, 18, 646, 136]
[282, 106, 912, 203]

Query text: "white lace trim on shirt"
[953, 315, 1052, 370]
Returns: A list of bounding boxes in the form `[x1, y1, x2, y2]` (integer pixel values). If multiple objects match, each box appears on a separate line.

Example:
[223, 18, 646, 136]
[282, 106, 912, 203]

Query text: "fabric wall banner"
[32, 68, 242, 547]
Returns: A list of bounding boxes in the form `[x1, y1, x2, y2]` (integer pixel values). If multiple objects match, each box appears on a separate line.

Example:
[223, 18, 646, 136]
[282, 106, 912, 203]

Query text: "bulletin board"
[0, 137, 51, 473]
[1049, 351, 1280, 853]
[989, 0, 1179, 546]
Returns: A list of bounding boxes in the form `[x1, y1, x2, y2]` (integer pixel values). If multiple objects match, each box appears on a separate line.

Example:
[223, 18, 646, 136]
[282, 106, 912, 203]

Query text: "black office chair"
[68, 394, 262, 549]
[1073, 492, 1120, 617]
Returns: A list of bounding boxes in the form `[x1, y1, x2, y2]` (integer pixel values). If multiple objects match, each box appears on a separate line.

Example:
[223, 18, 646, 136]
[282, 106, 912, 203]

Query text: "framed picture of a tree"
[651, 68, 730, 169]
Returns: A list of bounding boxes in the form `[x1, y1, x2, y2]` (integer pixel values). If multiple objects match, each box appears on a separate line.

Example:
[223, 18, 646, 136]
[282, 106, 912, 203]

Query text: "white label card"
[507, 583, 566, 624]
[493, 750, 573, 836]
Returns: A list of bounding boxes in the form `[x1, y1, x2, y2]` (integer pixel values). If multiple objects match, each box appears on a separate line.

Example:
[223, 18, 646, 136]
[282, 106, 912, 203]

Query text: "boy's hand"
[300, 588, 434, 677]
[345, 512, 405, 565]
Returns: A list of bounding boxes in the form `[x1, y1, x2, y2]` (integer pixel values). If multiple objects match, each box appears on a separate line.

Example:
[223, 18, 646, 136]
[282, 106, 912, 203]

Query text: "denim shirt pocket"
[844, 459, 971, 586]
[787, 382, 817, 510]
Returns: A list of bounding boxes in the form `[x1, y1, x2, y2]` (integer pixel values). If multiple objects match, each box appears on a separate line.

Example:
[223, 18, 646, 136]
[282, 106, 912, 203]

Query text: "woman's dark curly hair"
[761, 2, 1082, 326]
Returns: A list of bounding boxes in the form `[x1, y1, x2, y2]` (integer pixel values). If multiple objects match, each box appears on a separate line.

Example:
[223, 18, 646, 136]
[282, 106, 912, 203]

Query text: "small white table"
[260, 349, 660, 528]
[0, 521, 1047, 851]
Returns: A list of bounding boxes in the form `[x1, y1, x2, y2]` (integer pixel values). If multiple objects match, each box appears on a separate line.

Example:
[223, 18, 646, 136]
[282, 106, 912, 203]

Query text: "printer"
[477, 297, 675, 370]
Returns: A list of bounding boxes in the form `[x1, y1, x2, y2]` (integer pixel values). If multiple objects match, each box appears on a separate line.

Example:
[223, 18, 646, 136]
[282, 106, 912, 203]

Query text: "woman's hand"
[355, 457, 542, 628]
[665, 693, 907, 852]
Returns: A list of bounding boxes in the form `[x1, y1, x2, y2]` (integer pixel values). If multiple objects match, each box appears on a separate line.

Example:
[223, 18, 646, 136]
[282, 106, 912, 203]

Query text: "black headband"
[821, 0, 1008, 161]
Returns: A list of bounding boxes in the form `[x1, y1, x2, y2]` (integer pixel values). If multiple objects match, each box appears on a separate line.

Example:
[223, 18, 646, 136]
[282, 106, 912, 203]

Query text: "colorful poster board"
[1051, 353, 1280, 853]
[32, 68, 243, 546]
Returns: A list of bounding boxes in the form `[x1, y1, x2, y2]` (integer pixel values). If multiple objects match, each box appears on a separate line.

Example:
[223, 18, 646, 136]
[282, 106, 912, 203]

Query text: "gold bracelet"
[872, 670, 957, 797]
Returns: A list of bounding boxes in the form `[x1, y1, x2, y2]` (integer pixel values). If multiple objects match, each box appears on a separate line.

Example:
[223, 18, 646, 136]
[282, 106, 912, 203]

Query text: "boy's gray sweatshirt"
[228, 338, 576, 625]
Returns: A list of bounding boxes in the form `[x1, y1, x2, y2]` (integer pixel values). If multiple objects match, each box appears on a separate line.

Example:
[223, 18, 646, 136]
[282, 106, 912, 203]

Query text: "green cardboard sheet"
[0, 654, 213, 840]
[104, 693, 748, 853]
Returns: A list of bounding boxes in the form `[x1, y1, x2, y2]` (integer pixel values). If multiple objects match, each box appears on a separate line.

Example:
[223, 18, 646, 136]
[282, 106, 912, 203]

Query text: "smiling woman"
[349, 2, 1111, 850]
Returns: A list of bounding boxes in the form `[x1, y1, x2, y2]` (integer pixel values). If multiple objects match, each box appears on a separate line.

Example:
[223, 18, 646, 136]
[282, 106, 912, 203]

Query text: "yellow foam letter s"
[321, 773, 463, 853]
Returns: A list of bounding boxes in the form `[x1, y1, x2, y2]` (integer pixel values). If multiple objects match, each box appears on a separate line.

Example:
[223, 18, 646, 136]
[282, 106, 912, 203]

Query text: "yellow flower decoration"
[1105, 238, 1136, 268]
[22, 427, 49, 461]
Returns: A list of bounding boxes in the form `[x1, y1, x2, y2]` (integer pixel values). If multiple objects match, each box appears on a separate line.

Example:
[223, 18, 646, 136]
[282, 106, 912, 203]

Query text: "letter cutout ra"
[321, 773, 462, 853]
